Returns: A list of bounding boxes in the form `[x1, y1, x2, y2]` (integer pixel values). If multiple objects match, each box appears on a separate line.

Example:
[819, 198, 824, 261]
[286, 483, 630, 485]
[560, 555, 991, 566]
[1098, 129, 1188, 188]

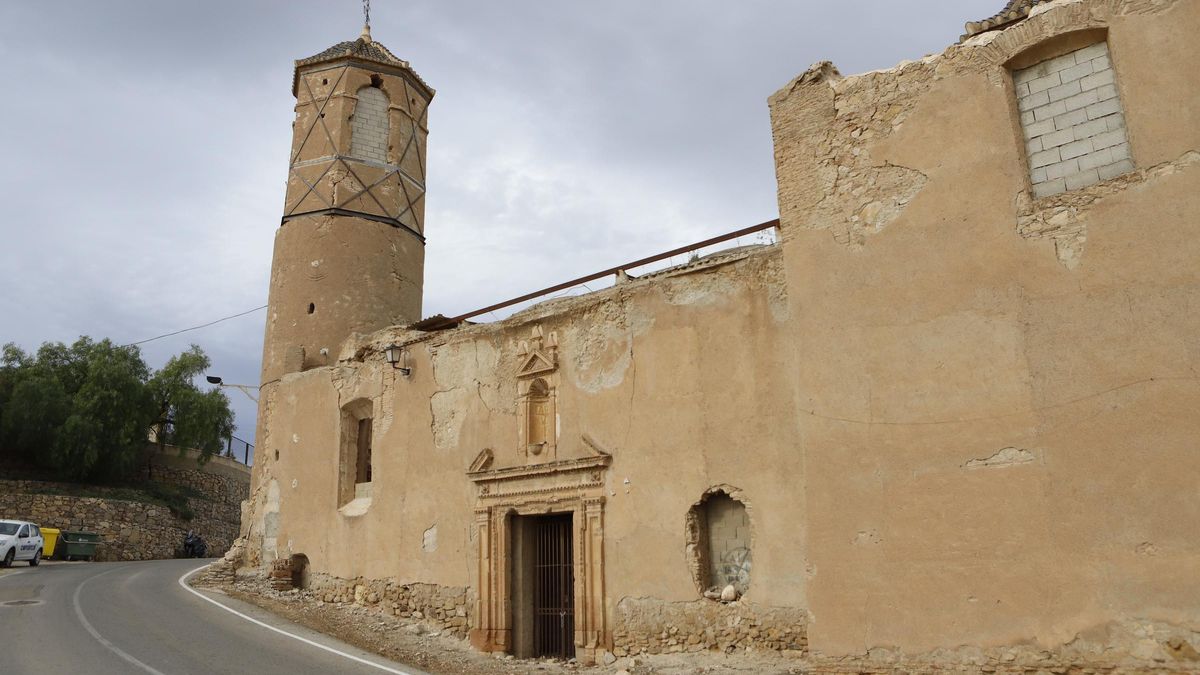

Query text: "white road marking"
[178, 565, 422, 675]
[73, 566, 170, 675]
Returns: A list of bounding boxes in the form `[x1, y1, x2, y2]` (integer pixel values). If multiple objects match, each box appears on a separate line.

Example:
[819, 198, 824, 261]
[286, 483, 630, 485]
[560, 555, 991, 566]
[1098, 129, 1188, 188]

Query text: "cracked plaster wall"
[237, 0, 1200, 664]
[244, 247, 805, 619]
[769, 0, 1200, 659]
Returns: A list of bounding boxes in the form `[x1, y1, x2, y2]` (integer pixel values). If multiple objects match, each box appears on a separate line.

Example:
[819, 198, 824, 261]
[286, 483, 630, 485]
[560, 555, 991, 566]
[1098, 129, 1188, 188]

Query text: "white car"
[0, 520, 44, 567]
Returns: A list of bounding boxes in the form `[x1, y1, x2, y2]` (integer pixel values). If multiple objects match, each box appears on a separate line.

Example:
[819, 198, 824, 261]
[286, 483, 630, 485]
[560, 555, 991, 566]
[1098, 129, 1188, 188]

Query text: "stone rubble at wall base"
[203, 563, 1199, 675]
[265, 569, 476, 639]
[612, 595, 808, 656]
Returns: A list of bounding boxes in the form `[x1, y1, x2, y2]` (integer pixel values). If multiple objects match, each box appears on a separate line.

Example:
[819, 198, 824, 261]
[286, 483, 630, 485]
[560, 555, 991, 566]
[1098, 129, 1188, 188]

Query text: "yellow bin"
[40, 527, 61, 559]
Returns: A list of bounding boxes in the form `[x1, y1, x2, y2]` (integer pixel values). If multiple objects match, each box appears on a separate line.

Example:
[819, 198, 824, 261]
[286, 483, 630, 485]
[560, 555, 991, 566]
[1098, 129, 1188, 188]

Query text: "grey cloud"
[0, 1, 1002, 443]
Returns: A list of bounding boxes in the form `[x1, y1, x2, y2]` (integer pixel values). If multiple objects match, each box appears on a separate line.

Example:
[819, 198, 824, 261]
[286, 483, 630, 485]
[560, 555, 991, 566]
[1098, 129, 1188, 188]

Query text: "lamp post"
[205, 375, 260, 403]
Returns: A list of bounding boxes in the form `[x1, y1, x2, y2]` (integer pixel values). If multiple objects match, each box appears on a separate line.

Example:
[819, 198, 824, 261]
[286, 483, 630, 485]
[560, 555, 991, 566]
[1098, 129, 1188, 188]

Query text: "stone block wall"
[301, 572, 472, 639]
[350, 85, 389, 163]
[144, 444, 250, 508]
[1015, 40, 1132, 196]
[613, 596, 808, 657]
[0, 480, 239, 561]
[705, 493, 752, 592]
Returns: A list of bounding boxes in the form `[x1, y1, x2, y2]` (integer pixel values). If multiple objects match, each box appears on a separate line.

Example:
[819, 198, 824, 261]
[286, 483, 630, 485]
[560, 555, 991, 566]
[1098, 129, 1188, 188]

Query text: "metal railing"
[418, 218, 780, 331]
[223, 435, 254, 465]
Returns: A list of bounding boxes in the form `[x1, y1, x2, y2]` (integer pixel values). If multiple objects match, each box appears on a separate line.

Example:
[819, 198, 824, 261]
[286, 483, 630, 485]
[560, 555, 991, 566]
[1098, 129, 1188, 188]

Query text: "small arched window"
[350, 84, 389, 163]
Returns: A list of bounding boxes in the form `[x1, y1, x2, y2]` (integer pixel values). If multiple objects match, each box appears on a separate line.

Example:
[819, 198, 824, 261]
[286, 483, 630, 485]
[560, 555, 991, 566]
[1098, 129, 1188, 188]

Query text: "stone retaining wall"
[144, 444, 250, 507]
[0, 480, 239, 561]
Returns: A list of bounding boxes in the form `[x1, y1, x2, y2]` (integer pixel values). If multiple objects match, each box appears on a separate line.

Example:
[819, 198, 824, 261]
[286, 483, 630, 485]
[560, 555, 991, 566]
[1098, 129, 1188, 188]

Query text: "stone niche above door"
[515, 325, 558, 465]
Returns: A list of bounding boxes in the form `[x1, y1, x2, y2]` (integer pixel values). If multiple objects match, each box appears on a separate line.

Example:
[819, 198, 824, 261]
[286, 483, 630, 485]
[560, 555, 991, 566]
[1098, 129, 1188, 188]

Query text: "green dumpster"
[57, 531, 102, 561]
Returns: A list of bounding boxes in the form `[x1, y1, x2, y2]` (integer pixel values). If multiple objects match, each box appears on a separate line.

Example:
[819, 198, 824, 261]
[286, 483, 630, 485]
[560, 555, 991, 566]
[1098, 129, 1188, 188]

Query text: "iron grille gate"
[532, 514, 575, 659]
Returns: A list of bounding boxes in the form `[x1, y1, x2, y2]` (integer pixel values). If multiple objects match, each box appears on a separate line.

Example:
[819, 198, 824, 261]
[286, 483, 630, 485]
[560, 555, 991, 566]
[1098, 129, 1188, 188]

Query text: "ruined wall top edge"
[328, 243, 784, 367]
[768, 0, 1171, 105]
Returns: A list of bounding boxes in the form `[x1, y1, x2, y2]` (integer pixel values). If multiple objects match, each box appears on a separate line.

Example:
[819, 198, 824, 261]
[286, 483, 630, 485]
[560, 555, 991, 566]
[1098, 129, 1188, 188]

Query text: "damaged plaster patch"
[331, 363, 394, 439]
[771, 58, 935, 249]
[422, 524, 438, 553]
[565, 301, 654, 394]
[430, 387, 470, 450]
[572, 328, 631, 393]
[964, 446, 1038, 469]
[428, 337, 506, 449]
[852, 530, 882, 546]
[766, 262, 789, 323]
[816, 161, 929, 250]
[1017, 151, 1200, 270]
[661, 266, 740, 307]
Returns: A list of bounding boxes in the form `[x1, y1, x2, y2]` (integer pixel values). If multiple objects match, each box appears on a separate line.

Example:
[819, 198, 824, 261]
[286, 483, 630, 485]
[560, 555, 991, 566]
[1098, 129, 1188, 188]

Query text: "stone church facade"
[239, 1, 1200, 668]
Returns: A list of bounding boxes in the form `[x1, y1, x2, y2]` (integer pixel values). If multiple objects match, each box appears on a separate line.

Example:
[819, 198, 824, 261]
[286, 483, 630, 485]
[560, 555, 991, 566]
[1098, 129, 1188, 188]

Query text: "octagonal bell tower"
[261, 25, 434, 383]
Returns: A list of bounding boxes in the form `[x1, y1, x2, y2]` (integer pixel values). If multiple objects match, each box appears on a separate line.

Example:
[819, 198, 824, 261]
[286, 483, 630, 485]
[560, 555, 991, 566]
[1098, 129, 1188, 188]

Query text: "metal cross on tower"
[363, 0, 371, 31]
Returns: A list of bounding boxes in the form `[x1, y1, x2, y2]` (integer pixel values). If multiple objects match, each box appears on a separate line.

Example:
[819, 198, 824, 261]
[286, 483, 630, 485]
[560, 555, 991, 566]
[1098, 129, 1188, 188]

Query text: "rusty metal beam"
[419, 218, 780, 331]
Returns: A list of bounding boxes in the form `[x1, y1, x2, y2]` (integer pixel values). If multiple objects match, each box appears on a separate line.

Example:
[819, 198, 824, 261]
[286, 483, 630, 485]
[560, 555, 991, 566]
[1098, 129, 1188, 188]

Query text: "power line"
[124, 305, 267, 347]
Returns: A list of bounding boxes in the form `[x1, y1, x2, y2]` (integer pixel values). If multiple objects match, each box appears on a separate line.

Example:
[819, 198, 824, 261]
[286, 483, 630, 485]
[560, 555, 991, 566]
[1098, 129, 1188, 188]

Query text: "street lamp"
[205, 375, 260, 402]
[384, 345, 411, 377]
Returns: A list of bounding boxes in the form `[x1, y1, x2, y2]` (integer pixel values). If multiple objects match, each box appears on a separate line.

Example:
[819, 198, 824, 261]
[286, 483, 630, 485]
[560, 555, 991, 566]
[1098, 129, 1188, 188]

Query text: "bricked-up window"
[350, 84, 389, 163]
[1014, 41, 1132, 198]
[686, 489, 753, 599]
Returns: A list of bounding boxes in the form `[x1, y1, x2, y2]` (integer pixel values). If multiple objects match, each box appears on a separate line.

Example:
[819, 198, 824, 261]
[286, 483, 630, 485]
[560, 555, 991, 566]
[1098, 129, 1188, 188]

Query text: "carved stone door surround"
[467, 437, 612, 664]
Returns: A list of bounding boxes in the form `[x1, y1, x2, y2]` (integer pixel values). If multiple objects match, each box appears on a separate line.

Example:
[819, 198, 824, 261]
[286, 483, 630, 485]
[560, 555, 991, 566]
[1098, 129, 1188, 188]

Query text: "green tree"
[0, 338, 235, 481]
[147, 346, 235, 463]
[52, 340, 154, 480]
[1, 350, 71, 469]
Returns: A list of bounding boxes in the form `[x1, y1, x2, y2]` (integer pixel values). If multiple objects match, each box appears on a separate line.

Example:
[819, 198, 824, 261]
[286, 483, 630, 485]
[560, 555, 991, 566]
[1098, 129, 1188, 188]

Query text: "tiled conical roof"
[292, 27, 432, 97]
[963, 0, 1051, 40]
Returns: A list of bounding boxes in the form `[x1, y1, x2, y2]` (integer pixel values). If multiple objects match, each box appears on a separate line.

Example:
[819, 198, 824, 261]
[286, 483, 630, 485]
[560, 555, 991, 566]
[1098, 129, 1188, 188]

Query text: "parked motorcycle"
[181, 530, 207, 558]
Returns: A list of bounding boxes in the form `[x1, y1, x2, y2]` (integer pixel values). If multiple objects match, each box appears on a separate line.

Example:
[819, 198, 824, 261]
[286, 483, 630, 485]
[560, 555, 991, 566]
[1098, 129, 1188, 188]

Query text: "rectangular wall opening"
[355, 417, 373, 485]
[511, 513, 575, 660]
[339, 399, 374, 510]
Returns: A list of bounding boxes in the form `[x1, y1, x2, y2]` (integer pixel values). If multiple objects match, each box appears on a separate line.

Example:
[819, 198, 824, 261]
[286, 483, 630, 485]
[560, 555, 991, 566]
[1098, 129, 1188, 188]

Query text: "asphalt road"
[0, 558, 431, 675]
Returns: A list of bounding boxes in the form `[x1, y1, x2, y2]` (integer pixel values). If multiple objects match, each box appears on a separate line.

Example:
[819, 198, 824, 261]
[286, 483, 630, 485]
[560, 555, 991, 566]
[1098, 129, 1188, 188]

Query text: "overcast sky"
[0, 1, 1000, 448]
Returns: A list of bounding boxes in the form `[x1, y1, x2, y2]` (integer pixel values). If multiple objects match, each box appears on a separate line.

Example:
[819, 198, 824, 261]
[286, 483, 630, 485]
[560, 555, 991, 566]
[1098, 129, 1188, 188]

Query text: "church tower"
[260, 25, 434, 383]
